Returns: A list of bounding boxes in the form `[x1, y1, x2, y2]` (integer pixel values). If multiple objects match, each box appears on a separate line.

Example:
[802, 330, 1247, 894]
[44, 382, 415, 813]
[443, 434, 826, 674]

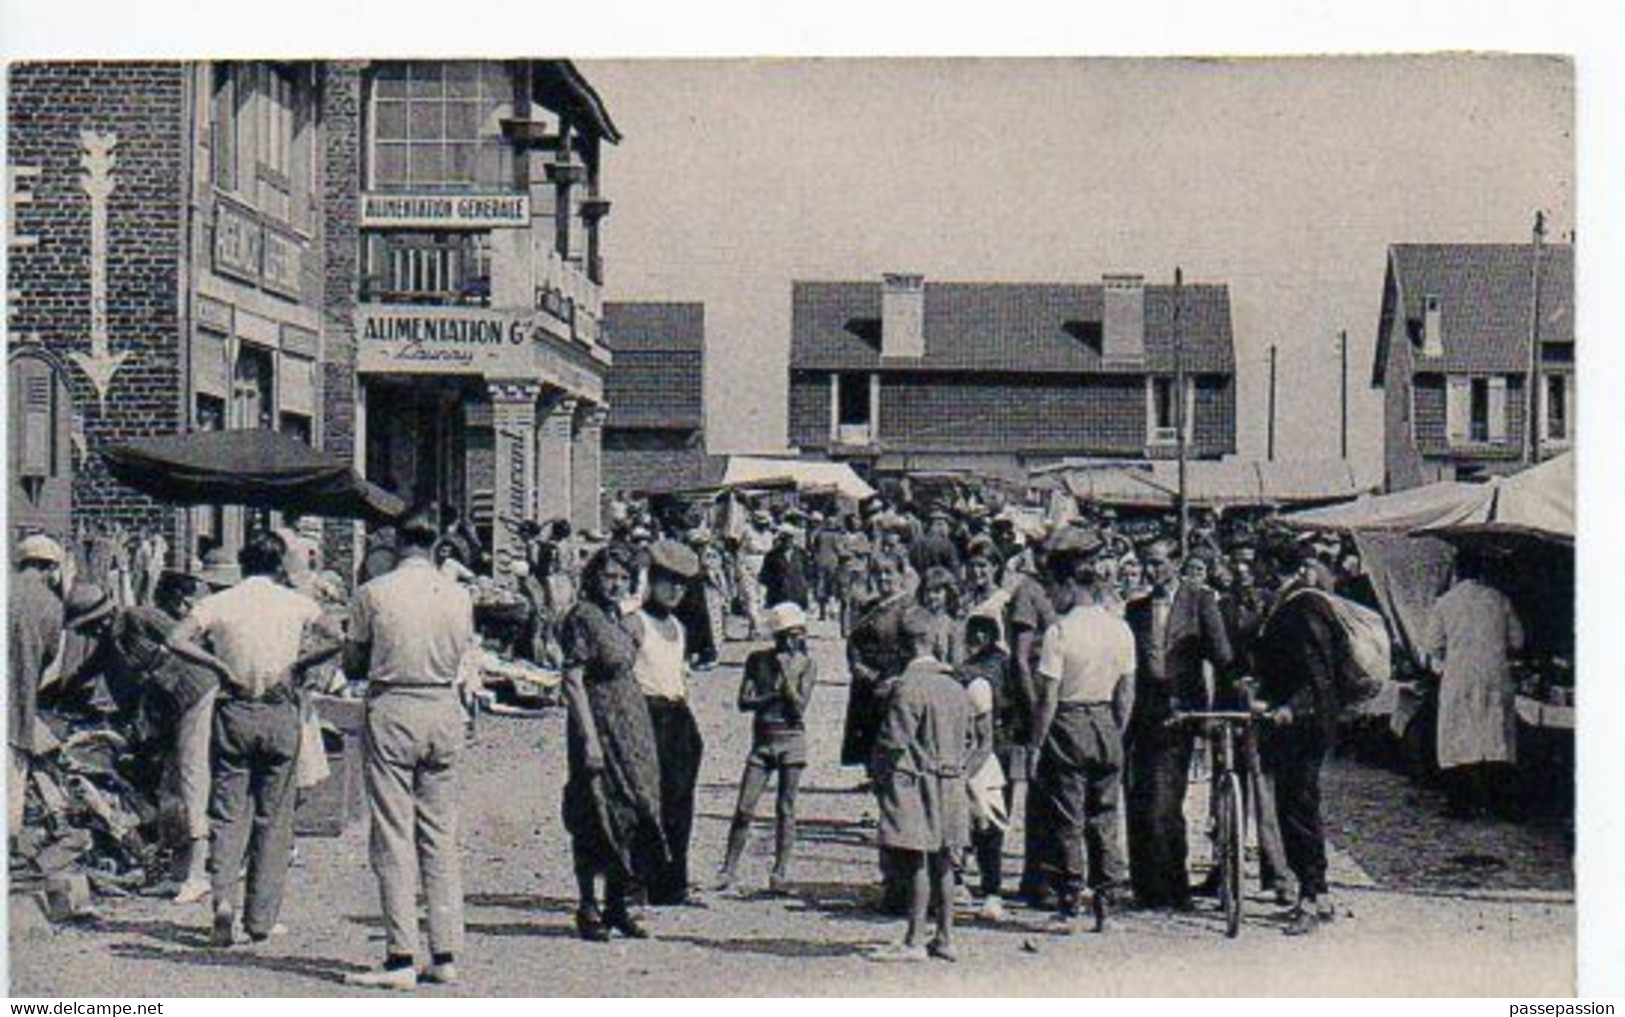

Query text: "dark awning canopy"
[101, 429, 405, 523]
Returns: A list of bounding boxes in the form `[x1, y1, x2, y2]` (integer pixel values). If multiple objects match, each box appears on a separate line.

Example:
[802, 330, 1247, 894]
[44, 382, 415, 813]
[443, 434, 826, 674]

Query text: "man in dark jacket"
[1249, 556, 1344, 935]
[1123, 541, 1232, 910]
[759, 527, 811, 610]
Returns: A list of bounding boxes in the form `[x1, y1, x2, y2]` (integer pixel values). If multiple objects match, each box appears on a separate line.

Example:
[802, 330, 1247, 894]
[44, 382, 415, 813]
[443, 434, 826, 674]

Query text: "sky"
[582, 55, 1573, 483]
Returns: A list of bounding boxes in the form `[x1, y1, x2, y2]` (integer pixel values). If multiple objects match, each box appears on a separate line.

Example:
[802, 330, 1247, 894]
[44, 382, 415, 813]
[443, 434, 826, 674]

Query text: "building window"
[370, 61, 516, 191]
[1146, 376, 1193, 445]
[280, 411, 313, 447]
[833, 372, 876, 445]
[211, 63, 313, 228]
[1449, 374, 1509, 446]
[1545, 374, 1570, 443]
[194, 394, 227, 550]
[1469, 377, 1490, 443]
[361, 231, 492, 306]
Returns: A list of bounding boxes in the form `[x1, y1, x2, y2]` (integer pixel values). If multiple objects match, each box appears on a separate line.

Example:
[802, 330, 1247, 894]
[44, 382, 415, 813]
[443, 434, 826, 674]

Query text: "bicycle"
[1168, 710, 1259, 938]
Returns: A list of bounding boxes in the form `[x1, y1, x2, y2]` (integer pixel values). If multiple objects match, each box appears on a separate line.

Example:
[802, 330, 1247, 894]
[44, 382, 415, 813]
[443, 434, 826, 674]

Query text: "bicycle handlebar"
[1167, 710, 1259, 725]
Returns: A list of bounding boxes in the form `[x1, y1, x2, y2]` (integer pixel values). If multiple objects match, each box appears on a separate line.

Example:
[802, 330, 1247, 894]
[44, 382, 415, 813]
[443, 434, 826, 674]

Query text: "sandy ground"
[7, 619, 1575, 996]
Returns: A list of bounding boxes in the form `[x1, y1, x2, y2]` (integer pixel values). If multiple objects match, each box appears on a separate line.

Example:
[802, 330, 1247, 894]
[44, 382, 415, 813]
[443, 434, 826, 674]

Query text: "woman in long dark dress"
[559, 545, 669, 941]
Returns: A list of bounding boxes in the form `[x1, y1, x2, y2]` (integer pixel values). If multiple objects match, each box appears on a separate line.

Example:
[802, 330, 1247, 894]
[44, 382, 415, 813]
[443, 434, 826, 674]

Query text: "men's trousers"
[1262, 726, 1329, 899]
[645, 696, 704, 905]
[1125, 718, 1195, 908]
[209, 694, 300, 936]
[365, 684, 466, 960]
[1033, 703, 1125, 908]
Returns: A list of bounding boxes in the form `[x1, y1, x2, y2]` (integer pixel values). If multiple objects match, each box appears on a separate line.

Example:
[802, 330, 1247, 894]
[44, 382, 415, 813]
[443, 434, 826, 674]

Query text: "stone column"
[488, 379, 542, 578]
[571, 401, 607, 533]
[535, 393, 576, 530]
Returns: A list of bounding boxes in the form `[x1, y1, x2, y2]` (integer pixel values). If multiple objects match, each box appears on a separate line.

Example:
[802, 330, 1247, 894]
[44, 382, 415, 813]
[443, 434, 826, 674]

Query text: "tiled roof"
[602, 302, 704, 430]
[790, 280, 1235, 375]
[1382, 243, 1574, 378]
[603, 301, 705, 353]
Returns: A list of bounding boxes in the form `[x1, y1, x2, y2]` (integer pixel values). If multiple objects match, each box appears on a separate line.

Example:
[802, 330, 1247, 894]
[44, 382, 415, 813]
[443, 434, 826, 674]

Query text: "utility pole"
[1174, 266, 1189, 556]
[1525, 210, 1547, 466]
[1267, 343, 1278, 462]
[1339, 330, 1349, 461]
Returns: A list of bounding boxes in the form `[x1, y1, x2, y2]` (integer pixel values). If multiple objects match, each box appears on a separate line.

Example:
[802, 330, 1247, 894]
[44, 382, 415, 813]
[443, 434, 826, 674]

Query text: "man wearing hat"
[1123, 539, 1233, 911]
[760, 523, 811, 612]
[910, 508, 962, 580]
[736, 509, 775, 639]
[1029, 533, 1136, 930]
[9, 535, 67, 836]
[629, 540, 705, 905]
[716, 602, 818, 894]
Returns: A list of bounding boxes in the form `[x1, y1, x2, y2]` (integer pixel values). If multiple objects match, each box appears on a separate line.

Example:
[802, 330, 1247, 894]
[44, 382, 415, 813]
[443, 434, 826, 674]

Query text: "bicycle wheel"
[1219, 771, 1245, 938]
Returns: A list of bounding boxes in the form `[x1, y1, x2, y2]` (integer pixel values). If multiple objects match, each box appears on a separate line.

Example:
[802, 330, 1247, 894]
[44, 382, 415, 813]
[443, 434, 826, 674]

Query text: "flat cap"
[647, 539, 701, 579]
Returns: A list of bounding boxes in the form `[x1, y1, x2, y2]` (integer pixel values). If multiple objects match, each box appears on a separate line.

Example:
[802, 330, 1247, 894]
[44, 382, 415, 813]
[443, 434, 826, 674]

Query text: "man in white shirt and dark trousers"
[167, 531, 338, 947]
[1029, 530, 1136, 932]
[343, 509, 478, 989]
[632, 540, 704, 906]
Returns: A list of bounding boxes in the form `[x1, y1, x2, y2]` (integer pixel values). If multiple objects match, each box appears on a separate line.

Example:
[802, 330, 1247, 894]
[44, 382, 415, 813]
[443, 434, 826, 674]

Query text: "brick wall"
[602, 427, 708, 494]
[604, 349, 703, 429]
[7, 62, 189, 544]
[318, 62, 363, 574]
[790, 370, 1233, 458]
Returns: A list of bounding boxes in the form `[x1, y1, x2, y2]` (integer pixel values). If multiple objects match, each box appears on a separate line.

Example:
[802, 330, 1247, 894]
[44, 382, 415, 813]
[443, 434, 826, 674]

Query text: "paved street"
[7, 622, 1574, 996]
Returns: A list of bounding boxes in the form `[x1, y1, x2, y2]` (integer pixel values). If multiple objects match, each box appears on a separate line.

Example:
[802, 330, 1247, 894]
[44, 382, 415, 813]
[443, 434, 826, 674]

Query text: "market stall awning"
[101, 429, 406, 523]
[720, 456, 877, 501]
[1279, 479, 1484, 533]
[1048, 457, 1370, 510]
[1416, 452, 1574, 545]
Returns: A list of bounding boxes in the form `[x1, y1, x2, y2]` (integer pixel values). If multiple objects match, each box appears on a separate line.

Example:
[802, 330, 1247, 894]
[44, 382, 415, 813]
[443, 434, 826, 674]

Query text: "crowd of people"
[7, 481, 1539, 984]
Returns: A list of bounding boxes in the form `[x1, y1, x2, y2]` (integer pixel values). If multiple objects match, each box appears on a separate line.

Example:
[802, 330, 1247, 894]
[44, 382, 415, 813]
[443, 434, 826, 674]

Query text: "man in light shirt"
[343, 508, 478, 990]
[167, 531, 339, 947]
[1030, 532, 1136, 931]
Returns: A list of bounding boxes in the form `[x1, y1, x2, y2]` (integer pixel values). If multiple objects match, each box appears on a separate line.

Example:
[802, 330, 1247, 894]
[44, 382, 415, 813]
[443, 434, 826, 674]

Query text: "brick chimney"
[1102, 273, 1146, 364]
[881, 273, 925, 359]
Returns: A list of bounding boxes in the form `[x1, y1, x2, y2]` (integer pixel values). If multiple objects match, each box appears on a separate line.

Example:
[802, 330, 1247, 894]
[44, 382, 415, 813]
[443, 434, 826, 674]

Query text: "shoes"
[1283, 908, 1320, 937]
[926, 938, 959, 963]
[1191, 871, 1222, 898]
[345, 965, 419, 991]
[604, 907, 650, 939]
[423, 962, 458, 986]
[977, 894, 1005, 922]
[173, 879, 209, 905]
[767, 872, 793, 896]
[211, 909, 238, 948]
[247, 922, 289, 943]
[574, 906, 611, 943]
[1090, 889, 1110, 933]
[1314, 898, 1337, 923]
[869, 942, 929, 963]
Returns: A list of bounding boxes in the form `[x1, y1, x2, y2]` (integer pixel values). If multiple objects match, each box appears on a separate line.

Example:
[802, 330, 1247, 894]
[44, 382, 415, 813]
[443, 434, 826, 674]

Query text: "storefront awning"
[102, 429, 405, 523]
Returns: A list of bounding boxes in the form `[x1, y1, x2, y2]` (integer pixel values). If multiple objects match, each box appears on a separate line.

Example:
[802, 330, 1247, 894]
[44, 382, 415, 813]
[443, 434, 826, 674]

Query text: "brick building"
[1372, 242, 1574, 492]
[600, 301, 709, 497]
[7, 60, 620, 574]
[787, 273, 1237, 481]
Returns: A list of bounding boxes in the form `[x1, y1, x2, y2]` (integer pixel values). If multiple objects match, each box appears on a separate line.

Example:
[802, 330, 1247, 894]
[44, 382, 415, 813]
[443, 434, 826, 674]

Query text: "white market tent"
[1040, 457, 1370, 510]
[720, 456, 877, 502]
[1280, 479, 1484, 533]
[1417, 451, 1574, 544]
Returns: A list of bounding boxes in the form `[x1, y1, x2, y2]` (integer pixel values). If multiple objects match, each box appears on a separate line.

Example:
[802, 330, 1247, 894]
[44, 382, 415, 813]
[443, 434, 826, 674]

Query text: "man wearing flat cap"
[629, 540, 705, 905]
[9, 535, 67, 837]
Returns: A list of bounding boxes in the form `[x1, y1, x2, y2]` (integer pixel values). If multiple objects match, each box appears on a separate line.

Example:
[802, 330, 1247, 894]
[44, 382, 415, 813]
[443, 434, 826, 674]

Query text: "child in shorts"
[715, 602, 819, 894]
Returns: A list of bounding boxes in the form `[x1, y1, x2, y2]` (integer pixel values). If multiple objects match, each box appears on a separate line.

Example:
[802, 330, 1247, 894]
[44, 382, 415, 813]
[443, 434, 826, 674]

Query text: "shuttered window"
[1446, 376, 1470, 445]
